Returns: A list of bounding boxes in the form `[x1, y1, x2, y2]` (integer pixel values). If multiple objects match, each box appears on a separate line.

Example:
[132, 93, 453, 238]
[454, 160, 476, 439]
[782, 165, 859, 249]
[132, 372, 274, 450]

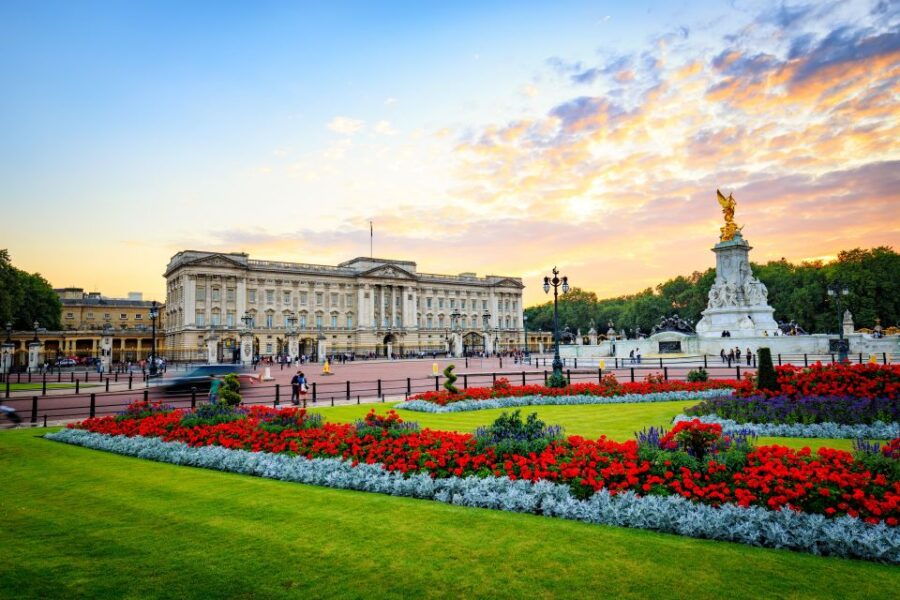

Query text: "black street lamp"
[543, 266, 569, 379]
[827, 282, 850, 362]
[4, 321, 11, 344]
[241, 311, 253, 329]
[523, 314, 529, 355]
[149, 301, 159, 376]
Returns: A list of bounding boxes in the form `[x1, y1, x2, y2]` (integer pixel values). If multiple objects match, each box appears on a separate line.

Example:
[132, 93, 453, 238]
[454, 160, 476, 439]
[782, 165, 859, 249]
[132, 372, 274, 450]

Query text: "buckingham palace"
[163, 251, 525, 361]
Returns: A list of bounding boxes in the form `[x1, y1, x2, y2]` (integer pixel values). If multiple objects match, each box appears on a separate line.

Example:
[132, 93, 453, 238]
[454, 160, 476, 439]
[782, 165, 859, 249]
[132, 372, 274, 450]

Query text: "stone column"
[185, 276, 197, 326]
[236, 277, 247, 326]
[206, 332, 219, 365]
[28, 341, 41, 373]
[484, 335, 494, 355]
[357, 285, 366, 329]
[317, 338, 327, 363]
[1, 342, 14, 374]
[100, 332, 113, 372]
[240, 330, 254, 366]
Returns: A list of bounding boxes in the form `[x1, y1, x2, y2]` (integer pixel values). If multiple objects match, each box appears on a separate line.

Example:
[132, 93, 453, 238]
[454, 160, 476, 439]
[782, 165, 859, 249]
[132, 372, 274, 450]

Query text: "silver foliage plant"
[672, 414, 900, 440]
[395, 389, 730, 414]
[46, 428, 900, 563]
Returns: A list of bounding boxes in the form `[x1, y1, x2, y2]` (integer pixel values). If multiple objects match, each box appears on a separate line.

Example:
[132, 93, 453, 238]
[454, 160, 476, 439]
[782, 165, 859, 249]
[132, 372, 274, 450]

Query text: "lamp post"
[149, 301, 159, 376]
[543, 266, 569, 379]
[827, 283, 850, 362]
[4, 322, 11, 344]
[523, 314, 528, 355]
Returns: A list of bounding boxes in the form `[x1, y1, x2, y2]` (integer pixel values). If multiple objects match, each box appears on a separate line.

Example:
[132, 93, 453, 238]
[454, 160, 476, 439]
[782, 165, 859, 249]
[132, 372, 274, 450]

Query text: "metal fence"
[2, 364, 750, 425]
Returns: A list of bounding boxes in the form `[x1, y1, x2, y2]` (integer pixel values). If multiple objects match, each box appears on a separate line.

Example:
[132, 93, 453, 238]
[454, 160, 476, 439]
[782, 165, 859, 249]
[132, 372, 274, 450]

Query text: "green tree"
[0, 249, 62, 330]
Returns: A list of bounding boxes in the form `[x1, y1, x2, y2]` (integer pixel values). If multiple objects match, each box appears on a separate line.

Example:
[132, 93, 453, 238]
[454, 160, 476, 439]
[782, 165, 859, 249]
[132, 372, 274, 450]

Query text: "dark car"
[151, 365, 258, 395]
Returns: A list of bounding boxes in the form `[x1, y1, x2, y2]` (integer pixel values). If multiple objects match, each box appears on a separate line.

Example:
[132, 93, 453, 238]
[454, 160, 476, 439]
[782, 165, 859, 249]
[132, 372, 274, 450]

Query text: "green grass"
[1, 428, 897, 599]
[310, 400, 860, 451]
[3, 382, 87, 391]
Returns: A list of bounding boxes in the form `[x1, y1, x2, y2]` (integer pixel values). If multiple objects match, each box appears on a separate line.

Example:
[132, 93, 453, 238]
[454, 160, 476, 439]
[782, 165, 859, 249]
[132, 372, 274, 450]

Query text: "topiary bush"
[443, 364, 459, 394]
[546, 371, 567, 388]
[687, 368, 709, 382]
[219, 373, 243, 406]
[756, 347, 778, 392]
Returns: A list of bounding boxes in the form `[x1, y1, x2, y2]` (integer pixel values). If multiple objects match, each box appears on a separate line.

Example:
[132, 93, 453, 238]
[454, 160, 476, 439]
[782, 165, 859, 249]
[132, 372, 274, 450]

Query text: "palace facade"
[163, 251, 525, 360]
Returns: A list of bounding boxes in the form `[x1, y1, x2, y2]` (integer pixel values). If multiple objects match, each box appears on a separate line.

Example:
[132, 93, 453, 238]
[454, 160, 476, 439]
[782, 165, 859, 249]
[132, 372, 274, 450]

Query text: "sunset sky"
[2, 0, 898, 306]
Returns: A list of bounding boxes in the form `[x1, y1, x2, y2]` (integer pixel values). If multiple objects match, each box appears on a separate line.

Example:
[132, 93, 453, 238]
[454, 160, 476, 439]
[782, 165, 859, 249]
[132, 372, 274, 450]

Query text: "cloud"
[327, 116, 365, 135]
[374, 120, 397, 136]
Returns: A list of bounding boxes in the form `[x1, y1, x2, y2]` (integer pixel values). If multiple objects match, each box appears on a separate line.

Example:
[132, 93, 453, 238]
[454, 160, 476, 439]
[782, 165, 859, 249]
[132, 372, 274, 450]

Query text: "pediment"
[186, 254, 248, 270]
[360, 265, 417, 280]
[493, 277, 524, 289]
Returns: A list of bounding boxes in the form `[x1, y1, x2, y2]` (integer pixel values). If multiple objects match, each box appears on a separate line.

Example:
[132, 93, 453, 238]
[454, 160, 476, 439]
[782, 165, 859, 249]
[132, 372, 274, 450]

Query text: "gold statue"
[716, 189, 742, 241]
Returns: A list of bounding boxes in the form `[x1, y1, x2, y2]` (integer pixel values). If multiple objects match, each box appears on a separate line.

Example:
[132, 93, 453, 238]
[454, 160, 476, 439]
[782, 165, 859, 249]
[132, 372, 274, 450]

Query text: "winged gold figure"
[716, 189, 742, 241]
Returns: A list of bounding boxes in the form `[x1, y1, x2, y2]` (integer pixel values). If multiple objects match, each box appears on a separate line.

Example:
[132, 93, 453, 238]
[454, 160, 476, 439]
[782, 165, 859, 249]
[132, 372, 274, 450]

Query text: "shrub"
[180, 402, 245, 427]
[546, 371, 567, 388]
[684, 394, 898, 426]
[644, 373, 665, 384]
[258, 408, 324, 433]
[756, 348, 778, 392]
[686, 368, 709, 382]
[115, 401, 174, 422]
[443, 364, 459, 394]
[492, 377, 512, 393]
[218, 373, 243, 406]
[474, 410, 563, 456]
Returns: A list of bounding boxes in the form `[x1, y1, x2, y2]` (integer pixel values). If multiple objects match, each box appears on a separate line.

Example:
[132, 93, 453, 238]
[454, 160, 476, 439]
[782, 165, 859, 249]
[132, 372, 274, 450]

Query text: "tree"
[523, 247, 899, 335]
[0, 250, 62, 330]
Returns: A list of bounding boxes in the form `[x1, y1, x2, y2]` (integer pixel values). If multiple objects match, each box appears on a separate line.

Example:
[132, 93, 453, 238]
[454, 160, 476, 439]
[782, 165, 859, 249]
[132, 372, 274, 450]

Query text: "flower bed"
[672, 414, 900, 440]
[733, 362, 900, 399]
[684, 394, 898, 426]
[405, 377, 738, 407]
[397, 389, 731, 413]
[61, 405, 899, 529]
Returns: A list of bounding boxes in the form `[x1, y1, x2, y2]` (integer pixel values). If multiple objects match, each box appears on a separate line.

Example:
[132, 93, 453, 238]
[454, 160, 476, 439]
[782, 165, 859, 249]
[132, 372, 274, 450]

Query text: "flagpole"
[369, 220, 373, 258]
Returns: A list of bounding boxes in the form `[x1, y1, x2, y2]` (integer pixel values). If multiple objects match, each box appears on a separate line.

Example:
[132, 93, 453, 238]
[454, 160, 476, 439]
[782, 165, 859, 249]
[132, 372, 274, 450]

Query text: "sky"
[1, 0, 898, 307]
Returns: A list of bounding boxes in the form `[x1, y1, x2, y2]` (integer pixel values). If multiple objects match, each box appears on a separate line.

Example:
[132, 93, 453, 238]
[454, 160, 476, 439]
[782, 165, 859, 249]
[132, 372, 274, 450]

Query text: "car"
[55, 358, 77, 367]
[150, 365, 258, 395]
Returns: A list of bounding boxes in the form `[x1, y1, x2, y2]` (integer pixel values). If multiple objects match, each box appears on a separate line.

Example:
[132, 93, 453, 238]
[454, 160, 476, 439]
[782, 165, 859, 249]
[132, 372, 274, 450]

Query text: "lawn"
[309, 400, 860, 451]
[2, 382, 86, 391]
[1, 428, 897, 599]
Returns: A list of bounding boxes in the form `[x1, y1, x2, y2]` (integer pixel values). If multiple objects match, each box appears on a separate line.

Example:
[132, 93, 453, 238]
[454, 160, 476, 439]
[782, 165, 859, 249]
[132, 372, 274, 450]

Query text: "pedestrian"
[746, 348, 753, 366]
[720, 348, 726, 364]
[629, 349, 634, 365]
[297, 370, 308, 406]
[636, 349, 642, 364]
[290, 370, 302, 405]
[735, 347, 742, 362]
[208, 375, 222, 404]
[727, 349, 734, 367]
[0, 404, 22, 428]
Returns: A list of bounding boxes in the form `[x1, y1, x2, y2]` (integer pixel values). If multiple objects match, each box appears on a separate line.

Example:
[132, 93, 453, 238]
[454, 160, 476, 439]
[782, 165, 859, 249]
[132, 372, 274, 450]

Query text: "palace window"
[211, 287, 220, 302]
[299, 314, 307, 327]
[427, 316, 433, 328]
[345, 293, 353, 307]
[438, 298, 444, 309]
[266, 290, 274, 304]
[266, 343, 273, 353]
[331, 292, 338, 306]
[427, 297, 432, 309]
[346, 314, 354, 328]
[248, 289, 257, 303]
[461, 299, 466, 310]
[482, 300, 487, 310]
[120, 313, 127, 320]
[331, 315, 338, 328]
[300, 292, 307, 305]
[450, 299, 456, 309]
[196, 286, 206, 301]
[316, 292, 323, 306]
[211, 311, 221, 327]
[226, 288, 235, 302]
[66, 313, 73, 319]
[315, 314, 323, 327]
[283, 290, 291, 304]
[196, 312, 205, 326]
[226, 311, 235, 327]
[438, 316, 444, 328]
[513, 300, 518, 311]
[135, 314, 142, 320]
[395, 315, 401, 327]
[265, 313, 274, 328]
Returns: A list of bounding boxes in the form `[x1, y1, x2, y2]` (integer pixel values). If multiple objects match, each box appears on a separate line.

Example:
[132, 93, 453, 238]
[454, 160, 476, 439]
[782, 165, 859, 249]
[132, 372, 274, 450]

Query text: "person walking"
[208, 375, 222, 404]
[290, 370, 302, 405]
[636, 349, 642, 364]
[746, 348, 753, 366]
[726, 349, 734, 367]
[720, 348, 726, 364]
[297, 370, 308, 407]
[629, 349, 634, 365]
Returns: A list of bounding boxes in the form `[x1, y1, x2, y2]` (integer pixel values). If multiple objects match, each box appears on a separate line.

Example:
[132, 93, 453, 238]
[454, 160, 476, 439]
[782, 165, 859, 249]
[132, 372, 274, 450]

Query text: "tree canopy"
[0, 249, 62, 331]
[524, 247, 899, 335]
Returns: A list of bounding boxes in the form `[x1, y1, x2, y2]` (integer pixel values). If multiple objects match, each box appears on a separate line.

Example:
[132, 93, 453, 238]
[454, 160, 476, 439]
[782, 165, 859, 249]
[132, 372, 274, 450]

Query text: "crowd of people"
[720, 347, 755, 367]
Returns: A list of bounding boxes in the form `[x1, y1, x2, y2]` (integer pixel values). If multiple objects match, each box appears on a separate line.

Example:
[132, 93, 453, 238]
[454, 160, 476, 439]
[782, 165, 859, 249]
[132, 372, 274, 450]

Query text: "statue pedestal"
[696, 234, 778, 338]
[1, 343, 13, 374]
[240, 331, 254, 367]
[28, 342, 41, 373]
